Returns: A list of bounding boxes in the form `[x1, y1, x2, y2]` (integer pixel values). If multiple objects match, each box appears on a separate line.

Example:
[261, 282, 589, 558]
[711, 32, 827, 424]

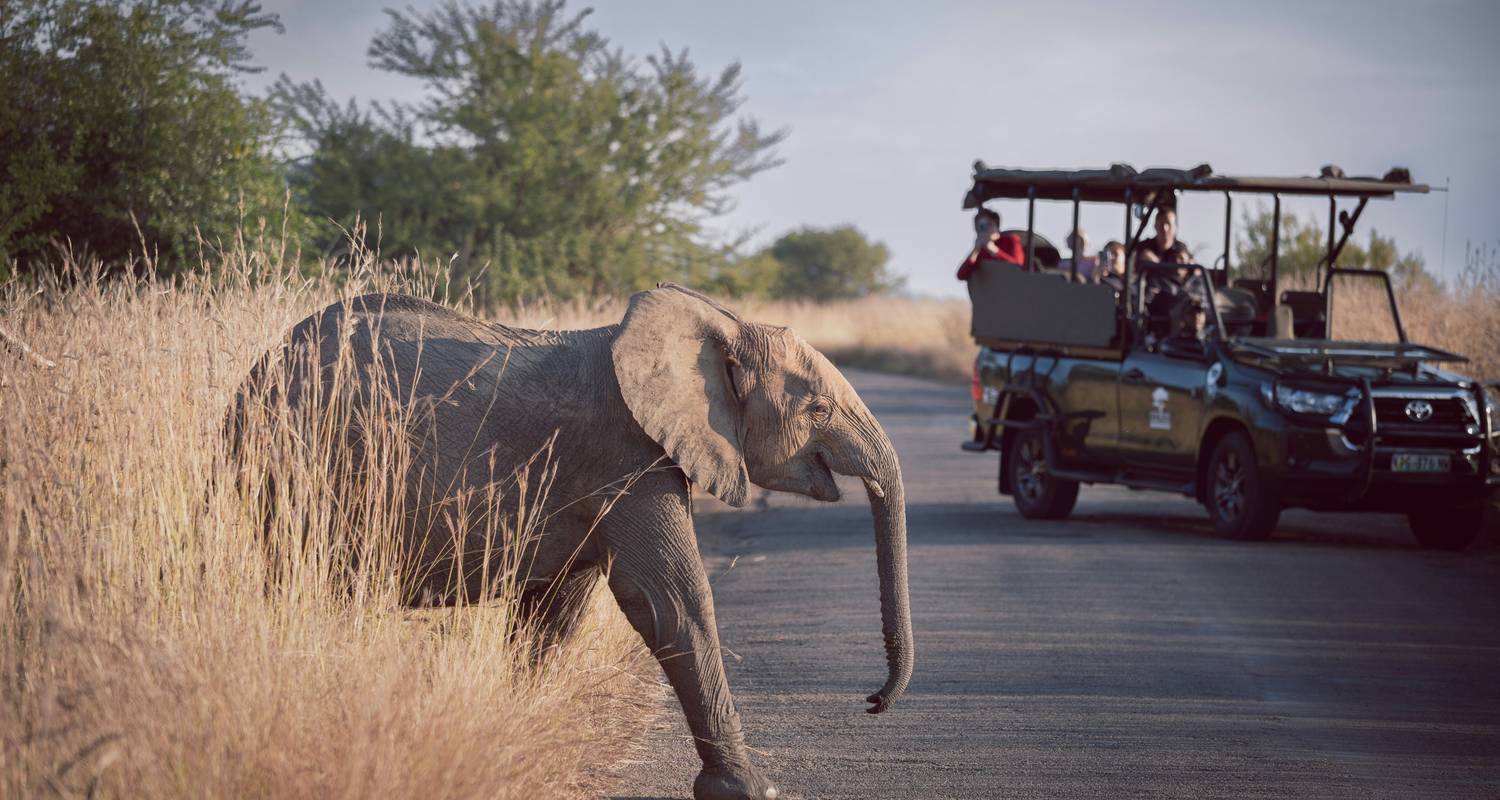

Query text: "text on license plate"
[1391, 453, 1451, 473]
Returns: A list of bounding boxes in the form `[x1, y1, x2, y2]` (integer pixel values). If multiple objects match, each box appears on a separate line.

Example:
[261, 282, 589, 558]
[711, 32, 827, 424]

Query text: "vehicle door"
[1116, 345, 1211, 478]
[1045, 356, 1123, 469]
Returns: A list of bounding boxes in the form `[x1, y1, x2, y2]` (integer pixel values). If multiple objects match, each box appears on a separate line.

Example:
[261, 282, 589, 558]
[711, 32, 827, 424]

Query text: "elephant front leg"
[606, 551, 778, 800]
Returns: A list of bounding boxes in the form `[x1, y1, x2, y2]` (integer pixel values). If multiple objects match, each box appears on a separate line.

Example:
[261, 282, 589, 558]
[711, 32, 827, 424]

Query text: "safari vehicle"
[959, 163, 1499, 549]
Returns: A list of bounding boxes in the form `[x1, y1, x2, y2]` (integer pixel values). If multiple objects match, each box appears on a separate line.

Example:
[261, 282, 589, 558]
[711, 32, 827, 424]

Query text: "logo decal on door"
[1205, 363, 1223, 398]
[1149, 387, 1172, 430]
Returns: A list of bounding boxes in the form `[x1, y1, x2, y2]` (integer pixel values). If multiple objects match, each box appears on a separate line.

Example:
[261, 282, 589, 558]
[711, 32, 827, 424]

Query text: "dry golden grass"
[495, 294, 977, 385]
[1325, 277, 1500, 380]
[743, 297, 976, 384]
[0, 248, 659, 799]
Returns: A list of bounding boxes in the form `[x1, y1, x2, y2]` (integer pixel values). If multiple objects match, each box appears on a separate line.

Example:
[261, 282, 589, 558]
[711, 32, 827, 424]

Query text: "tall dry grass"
[0, 246, 658, 799]
[1323, 274, 1500, 380]
[492, 294, 977, 384]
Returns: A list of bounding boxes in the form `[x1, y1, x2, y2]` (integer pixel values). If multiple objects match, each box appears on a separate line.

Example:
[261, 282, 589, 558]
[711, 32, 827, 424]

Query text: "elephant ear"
[612, 284, 750, 508]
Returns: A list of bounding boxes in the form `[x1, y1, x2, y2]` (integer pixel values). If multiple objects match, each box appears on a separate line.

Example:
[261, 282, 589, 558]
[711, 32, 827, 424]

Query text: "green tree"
[705, 250, 782, 298]
[1234, 207, 1434, 291]
[0, 0, 298, 275]
[274, 0, 785, 303]
[762, 225, 900, 301]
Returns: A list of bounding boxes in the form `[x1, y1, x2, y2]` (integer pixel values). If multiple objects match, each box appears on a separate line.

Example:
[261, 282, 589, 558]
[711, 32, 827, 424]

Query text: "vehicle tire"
[1006, 426, 1079, 520]
[1407, 505, 1485, 551]
[1204, 432, 1280, 540]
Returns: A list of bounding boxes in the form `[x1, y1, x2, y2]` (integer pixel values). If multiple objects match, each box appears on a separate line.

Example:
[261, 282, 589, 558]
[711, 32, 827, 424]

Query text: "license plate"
[1391, 453, 1451, 473]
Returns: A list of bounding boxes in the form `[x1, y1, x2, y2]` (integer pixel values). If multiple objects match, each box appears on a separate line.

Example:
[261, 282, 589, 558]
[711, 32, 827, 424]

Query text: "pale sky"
[244, 0, 1500, 299]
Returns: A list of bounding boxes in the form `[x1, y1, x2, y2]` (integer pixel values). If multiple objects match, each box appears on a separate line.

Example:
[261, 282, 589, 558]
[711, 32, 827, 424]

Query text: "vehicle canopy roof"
[962, 162, 1428, 207]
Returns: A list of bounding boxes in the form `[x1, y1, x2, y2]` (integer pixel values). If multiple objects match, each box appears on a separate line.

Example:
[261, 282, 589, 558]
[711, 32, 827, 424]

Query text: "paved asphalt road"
[610, 370, 1500, 800]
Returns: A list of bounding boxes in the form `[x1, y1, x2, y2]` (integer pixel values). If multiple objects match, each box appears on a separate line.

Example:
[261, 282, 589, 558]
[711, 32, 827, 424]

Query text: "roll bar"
[965, 163, 1429, 340]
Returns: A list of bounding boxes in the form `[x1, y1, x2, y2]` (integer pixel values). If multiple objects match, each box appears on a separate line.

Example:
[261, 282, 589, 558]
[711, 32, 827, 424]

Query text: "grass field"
[3, 245, 1496, 797]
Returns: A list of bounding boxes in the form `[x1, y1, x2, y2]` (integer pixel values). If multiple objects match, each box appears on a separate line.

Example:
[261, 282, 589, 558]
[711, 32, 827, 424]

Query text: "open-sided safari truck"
[961, 163, 1499, 549]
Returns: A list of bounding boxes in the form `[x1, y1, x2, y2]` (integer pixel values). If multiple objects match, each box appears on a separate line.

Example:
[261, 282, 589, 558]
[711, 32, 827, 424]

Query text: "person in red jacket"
[957, 207, 1025, 280]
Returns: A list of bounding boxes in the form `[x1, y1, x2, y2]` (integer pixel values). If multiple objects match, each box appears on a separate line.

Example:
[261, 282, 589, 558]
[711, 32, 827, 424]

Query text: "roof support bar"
[1323, 195, 1337, 290]
[1123, 188, 1133, 316]
[1270, 193, 1281, 317]
[1319, 196, 1371, 336]
[1223, 191, 1232, 277]
[1025, 186, 1037, 271]
[1069, 188, 1081, 281]
[1327, 197, 1370, 272]
[1129, 198, 1159, 257]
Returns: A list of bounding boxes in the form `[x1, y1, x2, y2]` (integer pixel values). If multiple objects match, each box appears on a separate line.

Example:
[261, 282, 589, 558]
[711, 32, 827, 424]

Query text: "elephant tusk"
[861, 476, 885, 499]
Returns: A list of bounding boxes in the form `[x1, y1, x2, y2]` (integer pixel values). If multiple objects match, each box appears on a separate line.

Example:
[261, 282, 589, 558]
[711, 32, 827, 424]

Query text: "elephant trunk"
[830, 415, 913, 714]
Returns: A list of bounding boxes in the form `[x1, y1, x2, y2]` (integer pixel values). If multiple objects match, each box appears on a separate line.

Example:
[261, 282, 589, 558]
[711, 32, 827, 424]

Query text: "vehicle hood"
[1225, 338, 1474, 385]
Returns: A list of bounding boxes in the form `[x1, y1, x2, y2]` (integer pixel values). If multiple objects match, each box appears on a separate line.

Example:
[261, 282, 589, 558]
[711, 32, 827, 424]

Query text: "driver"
[1160, 294, 1210, 358]
[1149, 242, 1209, 301]
[1133, 206, 1178, 265]
[1140, 241, 1211, 341]
[957, 207, 1025, 281]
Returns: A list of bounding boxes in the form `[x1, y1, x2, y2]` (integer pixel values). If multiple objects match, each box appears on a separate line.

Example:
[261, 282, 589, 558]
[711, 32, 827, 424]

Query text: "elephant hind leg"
[518, 566, 601, 662]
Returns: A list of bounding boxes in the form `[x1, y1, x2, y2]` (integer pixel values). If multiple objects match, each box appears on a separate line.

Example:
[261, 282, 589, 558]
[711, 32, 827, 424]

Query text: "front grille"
[1370, 394, 1478, 448]
[1373, 396, 1471, 428]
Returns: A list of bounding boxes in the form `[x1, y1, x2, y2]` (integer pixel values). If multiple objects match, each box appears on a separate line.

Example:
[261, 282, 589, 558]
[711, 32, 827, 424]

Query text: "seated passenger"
[1058, 229, 1097, 282]
[1097, 240, 1126, 289]
[1132, 206, 1178, 265]
[957, 207, 1025, 281]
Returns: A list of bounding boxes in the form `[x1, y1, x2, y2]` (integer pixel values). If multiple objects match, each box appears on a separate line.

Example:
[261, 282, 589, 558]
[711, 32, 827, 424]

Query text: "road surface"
[609, 370, 1500, 800]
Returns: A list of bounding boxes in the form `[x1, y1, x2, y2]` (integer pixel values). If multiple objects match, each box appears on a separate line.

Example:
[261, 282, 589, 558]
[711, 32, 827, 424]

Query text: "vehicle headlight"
[1262, 382, 1358, 419]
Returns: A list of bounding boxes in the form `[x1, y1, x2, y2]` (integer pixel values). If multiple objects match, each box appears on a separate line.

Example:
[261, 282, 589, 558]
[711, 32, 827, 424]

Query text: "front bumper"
[1269, 423, 1498, 512]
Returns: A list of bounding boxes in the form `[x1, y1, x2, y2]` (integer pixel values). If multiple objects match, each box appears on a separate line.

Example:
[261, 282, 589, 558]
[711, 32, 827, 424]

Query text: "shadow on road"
[704, 499, 1437, 555]
[1059, 510, 1424, 551]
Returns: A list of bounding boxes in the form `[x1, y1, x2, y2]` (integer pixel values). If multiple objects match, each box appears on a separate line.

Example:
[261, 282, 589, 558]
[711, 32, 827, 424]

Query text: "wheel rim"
[1015, 436, 1047, 506]
[1213, 449, 1246, 522]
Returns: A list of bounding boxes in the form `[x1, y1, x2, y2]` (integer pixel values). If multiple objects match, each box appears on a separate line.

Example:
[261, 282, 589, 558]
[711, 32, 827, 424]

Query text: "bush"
[0, 1, 304, 276]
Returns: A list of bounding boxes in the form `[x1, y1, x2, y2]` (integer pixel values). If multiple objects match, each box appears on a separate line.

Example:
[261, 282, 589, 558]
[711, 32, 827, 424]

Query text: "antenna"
[1439, 176, 1451, 284]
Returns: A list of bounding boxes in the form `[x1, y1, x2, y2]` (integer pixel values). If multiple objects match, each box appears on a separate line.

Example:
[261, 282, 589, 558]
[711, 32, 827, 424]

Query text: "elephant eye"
[724, 357, 743, 399]
[808, 398, 833, 422]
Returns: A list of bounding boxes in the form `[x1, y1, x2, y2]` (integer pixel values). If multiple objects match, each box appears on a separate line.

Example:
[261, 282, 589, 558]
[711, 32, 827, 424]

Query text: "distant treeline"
[0, 0, 900, 302]
[3, 1, 1443, 302]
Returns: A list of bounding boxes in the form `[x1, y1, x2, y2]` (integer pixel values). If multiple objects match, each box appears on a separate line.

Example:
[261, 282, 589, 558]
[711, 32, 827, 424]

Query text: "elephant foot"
[693, 765, 778, 800]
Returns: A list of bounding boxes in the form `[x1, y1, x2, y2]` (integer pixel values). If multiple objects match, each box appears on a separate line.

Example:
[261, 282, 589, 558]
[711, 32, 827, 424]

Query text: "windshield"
[1327, 270, 1404, 343]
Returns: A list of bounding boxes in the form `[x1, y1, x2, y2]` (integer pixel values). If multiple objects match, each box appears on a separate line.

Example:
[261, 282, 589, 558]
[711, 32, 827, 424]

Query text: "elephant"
[228, 284, 914, 800]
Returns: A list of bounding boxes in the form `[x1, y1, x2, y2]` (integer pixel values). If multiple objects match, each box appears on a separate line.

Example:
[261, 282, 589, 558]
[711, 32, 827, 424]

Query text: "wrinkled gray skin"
[231, 285, 913, 800]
